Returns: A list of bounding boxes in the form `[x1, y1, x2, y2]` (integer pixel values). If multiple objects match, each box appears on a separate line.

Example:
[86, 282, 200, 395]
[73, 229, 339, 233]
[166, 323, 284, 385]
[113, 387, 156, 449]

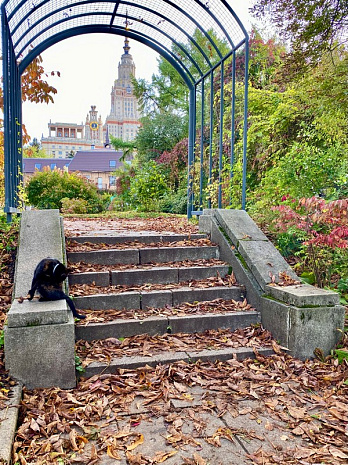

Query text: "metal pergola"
[1, 0, 249, 220]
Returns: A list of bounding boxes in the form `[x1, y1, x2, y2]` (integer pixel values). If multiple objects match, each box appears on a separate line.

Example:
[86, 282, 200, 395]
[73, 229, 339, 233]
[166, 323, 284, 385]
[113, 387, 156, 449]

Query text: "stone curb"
[75, 311, 261, 341]
[74, 285, 245, 310]
[69, 265, 230, 287]
[0, 383, 22, 463]
[81, 347, 273, 378]
[70, 233, 207, 244]
[68, 245, 219, 265]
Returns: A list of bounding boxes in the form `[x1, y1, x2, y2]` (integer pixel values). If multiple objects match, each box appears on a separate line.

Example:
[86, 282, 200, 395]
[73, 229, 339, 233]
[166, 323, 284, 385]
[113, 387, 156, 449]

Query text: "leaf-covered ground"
[0, 215, 347, 464]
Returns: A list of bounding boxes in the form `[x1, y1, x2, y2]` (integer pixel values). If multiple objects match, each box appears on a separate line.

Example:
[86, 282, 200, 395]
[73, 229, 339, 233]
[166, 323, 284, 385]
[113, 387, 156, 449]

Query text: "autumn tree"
[0, 55, 58, 203]
[251, 0, 348, 77]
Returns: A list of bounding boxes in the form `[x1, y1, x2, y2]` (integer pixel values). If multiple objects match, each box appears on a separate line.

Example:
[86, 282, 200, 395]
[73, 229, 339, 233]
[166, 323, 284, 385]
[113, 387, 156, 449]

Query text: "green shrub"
[26, 169, 105, 213]
[129, 161, 168, 212]
[158, 186, 187, 214]
[61, 197, 89, 214]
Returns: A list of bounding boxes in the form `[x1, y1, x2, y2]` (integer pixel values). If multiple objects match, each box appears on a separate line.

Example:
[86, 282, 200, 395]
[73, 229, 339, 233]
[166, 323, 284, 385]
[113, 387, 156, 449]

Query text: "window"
[109, 160, 116, 168]
[109, 176, 116, 186]
[34, 163, 41, 170]
[58, 151, 62, 155]
[50, 163, 56, 170]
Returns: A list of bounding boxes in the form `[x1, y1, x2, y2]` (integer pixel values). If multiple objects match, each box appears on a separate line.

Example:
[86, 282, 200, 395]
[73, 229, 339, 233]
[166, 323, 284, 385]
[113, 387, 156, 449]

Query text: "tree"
[135, 113, 187, 163]
[23, 138, 49, 158]
[109, 136, 136, 162]
[0, 56, 59, 203]
[133, 28, 230, 116]
[251, 0, 348, 77]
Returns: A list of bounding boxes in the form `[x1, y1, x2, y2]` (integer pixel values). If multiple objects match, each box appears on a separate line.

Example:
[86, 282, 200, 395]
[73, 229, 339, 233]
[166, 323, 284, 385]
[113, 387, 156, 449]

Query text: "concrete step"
[69, 264, 230, 286]
[81, 346, 273, 378]
[67, 245, 219, 265]
[75, 310, 261, 341]
[73, 285, 245, 310]
[69, 233, 207, 244]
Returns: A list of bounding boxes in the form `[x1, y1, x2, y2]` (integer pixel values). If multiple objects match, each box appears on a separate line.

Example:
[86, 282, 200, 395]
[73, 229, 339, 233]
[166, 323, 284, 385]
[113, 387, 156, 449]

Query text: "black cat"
[28, 258, 86, 319]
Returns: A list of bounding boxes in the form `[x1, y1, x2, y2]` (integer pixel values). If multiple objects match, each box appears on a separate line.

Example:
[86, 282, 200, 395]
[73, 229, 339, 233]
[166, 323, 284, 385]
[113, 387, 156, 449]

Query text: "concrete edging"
[199, 209, 345, 360]
[0, 383, 22, 463]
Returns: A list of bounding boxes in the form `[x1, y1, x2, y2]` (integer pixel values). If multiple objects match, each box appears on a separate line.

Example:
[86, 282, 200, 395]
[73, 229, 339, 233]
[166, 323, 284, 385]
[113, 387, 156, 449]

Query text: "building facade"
[41, 38, 141, 158]
[104, 38, 141, 142]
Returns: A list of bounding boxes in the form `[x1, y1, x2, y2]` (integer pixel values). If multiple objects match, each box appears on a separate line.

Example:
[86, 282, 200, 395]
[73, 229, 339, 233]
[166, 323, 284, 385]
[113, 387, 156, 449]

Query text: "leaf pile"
[75, 326, 273, 367]
[66, 238, 214, 253]
[64, 216, 199, 237]
[12, 348, 348, 465]
[68, 258, 227, 274]
[70, 274, 239, 297]
[76, 298, 256, 325]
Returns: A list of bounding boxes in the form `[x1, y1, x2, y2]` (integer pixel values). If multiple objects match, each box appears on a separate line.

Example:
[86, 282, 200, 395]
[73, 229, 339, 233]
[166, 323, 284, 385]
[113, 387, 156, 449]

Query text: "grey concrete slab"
[187, 347, 273, 363]
[238, 240, 298, 290]
[71, 233, 207, 244]
[115, 414, 249, 465]
[111, 266, 178, 286]
[83, 352, 190, 377]
[69, 271, 110, 286]
[141, 289, 173, 309]
[67, 248, 140, 264]
[168, 311, 261, 334]
[139, 245, 219, 264]
[14, 209, 64, 297]
[178, 264, 230, 282]
[0, 383, 22, 463]
[266, 283, 340, 307]
[75, 316, 168, 341]
[7, 299, 69, 327]
[5, 313, 76, 389]
[211, 219, 263, 310]
[215, 208, 269, 243]
[288, 305, 345, 359]
[260, 297, 291, 349]
[74, 291, 141, 310]
[172, 286, 245, 305]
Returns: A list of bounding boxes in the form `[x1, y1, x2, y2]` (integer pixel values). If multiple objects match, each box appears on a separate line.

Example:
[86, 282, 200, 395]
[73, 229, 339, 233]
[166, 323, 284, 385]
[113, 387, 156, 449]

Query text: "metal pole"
[187, 87, 196, 218]
[242, 40, 249, 210]
[199, 79, 205, 209]
[218, 63, 224, 208]
[208, 70, 213, 209]
[230, 51, 236, 204]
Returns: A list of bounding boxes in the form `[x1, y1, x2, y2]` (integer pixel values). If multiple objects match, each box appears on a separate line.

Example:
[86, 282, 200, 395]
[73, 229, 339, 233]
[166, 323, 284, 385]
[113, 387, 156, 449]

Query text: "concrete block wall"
[4, 210, 76, 389]
[200, 209, 345, 360]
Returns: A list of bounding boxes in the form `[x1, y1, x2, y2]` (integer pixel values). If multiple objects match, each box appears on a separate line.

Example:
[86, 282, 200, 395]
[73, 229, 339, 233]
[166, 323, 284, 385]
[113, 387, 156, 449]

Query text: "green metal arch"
[1, 0, 249, 219]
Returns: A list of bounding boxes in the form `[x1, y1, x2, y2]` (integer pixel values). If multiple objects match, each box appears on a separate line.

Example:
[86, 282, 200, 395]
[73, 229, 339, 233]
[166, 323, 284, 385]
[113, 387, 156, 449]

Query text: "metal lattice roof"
[2, 0, 248, 82]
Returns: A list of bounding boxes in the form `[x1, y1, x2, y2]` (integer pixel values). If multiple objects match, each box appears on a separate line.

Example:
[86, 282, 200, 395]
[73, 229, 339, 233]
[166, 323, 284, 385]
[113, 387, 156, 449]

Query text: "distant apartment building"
[41, 38, 141, 158]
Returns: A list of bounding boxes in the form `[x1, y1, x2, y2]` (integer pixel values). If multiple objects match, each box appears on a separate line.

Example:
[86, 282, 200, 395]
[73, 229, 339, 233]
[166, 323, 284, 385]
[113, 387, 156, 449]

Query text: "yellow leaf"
[107, 445, 121, 460]
[126, 433, 144, 451]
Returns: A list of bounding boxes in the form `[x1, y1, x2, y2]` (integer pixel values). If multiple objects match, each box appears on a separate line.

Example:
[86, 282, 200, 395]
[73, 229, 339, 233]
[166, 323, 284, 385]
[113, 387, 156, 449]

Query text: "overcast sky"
[18, 1, 256, 142]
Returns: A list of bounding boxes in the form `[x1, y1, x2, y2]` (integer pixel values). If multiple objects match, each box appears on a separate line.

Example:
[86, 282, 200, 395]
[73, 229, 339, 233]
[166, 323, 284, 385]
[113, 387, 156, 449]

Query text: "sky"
[18, 1, 256, 142]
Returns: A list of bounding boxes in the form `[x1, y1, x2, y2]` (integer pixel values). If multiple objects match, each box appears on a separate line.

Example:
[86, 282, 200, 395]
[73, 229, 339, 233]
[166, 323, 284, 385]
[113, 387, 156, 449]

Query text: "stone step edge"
[73, 285, 246, 310]
[69, 264, 231, 286]
[75, 310, 261, 341]
[68, 233, 208, 244]
[67, 245, 219, 265]
[81, 347, 274, 378]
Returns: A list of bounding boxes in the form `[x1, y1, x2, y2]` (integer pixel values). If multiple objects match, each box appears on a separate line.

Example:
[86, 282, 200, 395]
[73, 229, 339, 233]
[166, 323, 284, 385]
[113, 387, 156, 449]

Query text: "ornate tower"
[104, 38, 141, 142]
[85, 105, 103, 144]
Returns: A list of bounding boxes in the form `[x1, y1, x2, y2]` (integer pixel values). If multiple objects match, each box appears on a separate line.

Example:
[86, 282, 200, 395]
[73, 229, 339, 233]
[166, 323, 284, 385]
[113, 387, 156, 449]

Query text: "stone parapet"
[200, 209, 345, 360]
[5, 209, 76, 389]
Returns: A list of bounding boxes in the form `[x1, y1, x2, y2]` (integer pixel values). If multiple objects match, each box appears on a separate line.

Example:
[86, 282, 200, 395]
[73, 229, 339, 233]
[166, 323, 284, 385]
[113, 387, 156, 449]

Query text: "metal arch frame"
[1, 0, 249, 221]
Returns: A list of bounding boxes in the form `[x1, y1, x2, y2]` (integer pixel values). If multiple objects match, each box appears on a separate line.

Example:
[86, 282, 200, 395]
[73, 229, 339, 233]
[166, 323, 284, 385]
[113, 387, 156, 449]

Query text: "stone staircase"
[66, 232, 274, 378]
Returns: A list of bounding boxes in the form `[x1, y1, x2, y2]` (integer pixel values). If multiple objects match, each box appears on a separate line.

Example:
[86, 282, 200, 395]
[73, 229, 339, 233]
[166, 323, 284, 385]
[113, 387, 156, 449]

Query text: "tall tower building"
[104, 38, 141, 142]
